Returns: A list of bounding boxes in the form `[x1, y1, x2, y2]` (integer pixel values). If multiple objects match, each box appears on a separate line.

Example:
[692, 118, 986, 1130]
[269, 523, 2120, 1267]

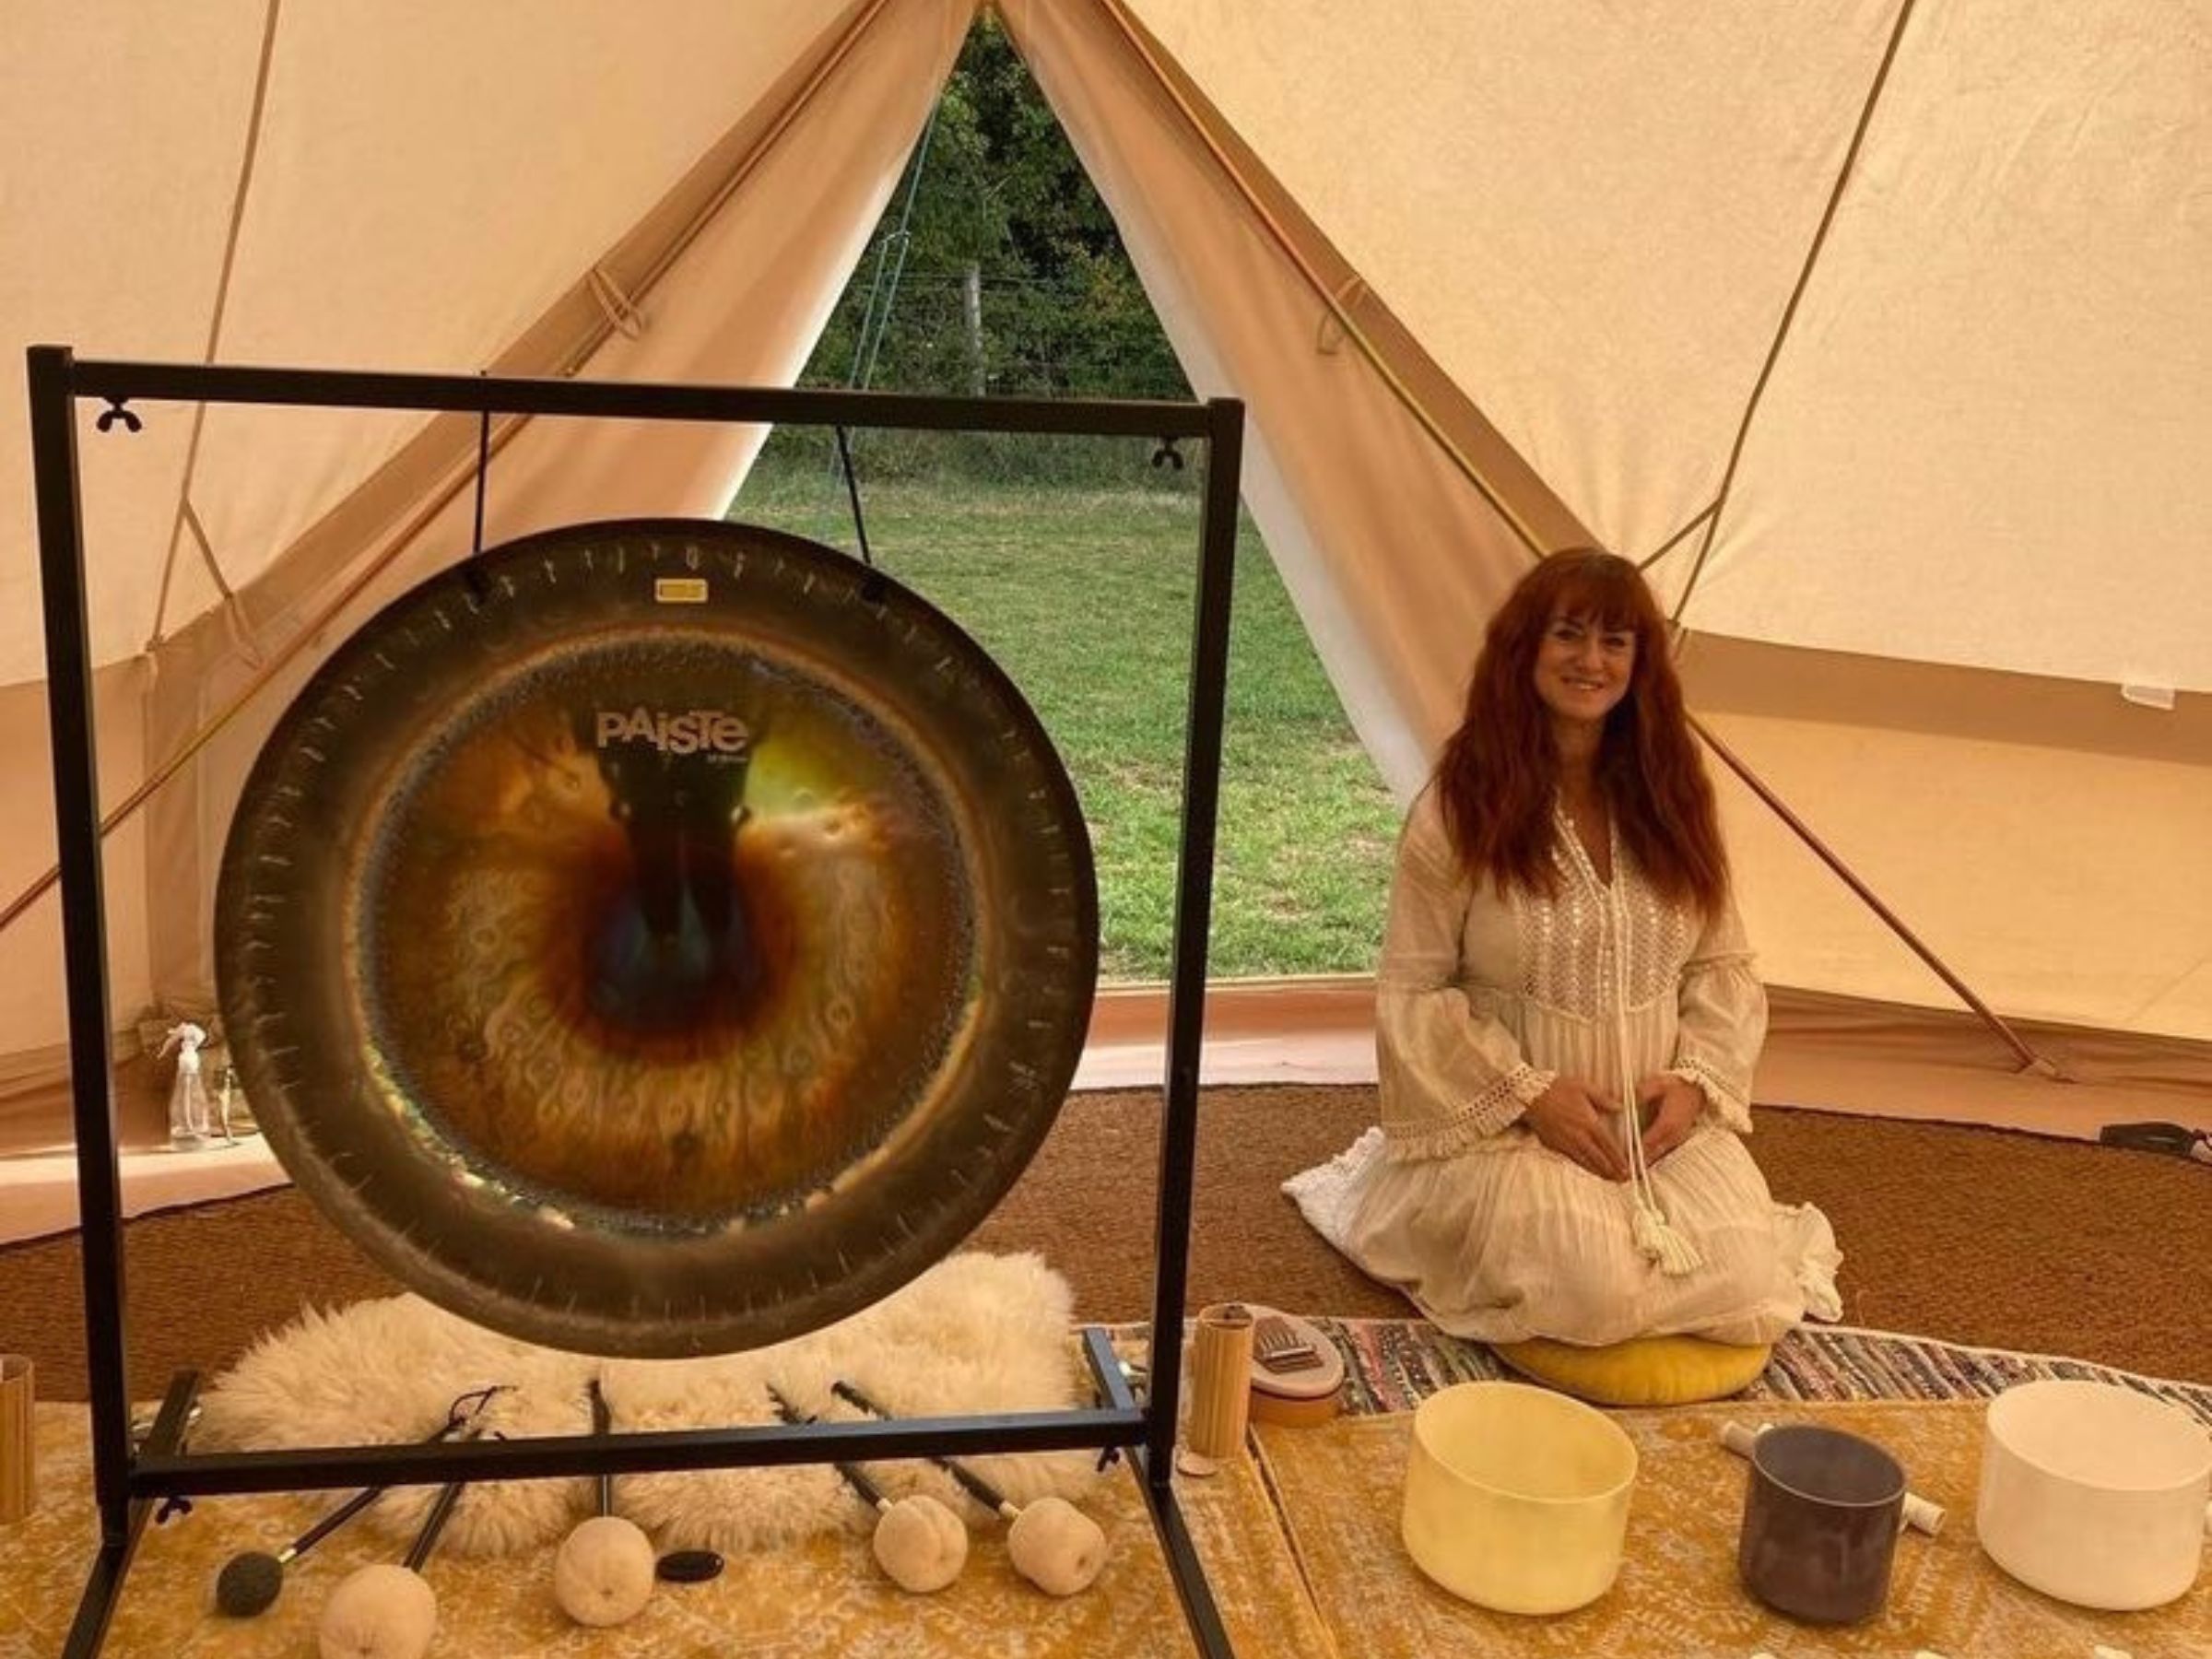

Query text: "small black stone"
[215, 1551, 285, 1617]
[655, 1548, 724, 1584]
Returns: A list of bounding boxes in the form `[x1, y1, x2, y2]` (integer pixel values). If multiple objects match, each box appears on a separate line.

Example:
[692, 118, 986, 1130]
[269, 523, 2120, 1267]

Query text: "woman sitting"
[1287, 548, 1839, 1347]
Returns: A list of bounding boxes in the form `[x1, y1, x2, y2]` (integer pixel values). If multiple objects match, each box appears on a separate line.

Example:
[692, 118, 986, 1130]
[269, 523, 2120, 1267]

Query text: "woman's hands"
[1524, 1077, 1630, 1182]
[1635, 1074, 1704, 1165]
[1524, 1074, 1706, 1178]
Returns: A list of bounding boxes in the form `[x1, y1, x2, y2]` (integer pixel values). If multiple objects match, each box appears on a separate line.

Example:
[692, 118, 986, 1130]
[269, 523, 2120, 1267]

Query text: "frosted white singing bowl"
[1977, 1379, 2212, 1611]
[1402, 1382, 1638, 1615]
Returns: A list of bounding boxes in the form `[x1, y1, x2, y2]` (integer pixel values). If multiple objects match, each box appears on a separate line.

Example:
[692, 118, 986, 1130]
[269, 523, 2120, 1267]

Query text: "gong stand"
[28, 347, 1246, 1657]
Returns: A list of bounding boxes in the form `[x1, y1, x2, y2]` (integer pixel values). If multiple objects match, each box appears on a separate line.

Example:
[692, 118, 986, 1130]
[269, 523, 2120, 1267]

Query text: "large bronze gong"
[216, 519, 1097, 1357]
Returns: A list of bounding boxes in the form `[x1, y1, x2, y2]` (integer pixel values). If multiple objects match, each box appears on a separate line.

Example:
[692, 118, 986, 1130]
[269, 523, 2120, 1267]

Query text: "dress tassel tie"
[1606, 868, 1704, 1277]
[1630, 1194, 1704, 1277]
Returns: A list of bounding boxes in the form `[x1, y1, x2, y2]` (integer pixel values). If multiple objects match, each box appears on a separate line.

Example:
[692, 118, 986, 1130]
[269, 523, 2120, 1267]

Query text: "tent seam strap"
[1670, 0, 1922, 624]
[147, 0, 286, 655]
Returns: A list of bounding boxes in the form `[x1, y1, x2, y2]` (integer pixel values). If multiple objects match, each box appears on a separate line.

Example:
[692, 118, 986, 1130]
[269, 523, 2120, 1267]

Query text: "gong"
[215, 519, 1097, 1357]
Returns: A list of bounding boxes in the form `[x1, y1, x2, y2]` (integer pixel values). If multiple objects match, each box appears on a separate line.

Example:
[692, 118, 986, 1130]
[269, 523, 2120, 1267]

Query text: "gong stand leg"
[1125, 395, 1243, 1659]
[1083, 1330, 1234, 1658]
[60, 1372, 201, 1659]
[1144, 395, 1242, 1478]
[31, 343, 151, 1659]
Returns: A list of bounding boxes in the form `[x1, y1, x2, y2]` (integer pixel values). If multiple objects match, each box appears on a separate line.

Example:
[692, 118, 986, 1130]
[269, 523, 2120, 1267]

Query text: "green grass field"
[731, 458, 1401, 982]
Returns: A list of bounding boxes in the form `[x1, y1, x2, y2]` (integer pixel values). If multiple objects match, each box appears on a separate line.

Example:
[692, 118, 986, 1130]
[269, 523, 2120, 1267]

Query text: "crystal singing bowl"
[1976, 1379, 2212, 1610]
[1736, 1424, 1905, 1624]
[216, 520, 1097, 1358]
[1401, 1381, 1639, 1615]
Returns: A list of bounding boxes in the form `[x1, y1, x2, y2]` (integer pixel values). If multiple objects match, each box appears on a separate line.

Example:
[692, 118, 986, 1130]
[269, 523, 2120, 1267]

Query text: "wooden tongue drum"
[214, 520, 1098, 1358]
[1242, 1307, 1345, 1428]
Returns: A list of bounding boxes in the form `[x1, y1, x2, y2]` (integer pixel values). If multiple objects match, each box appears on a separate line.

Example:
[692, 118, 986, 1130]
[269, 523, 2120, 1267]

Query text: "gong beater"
[216, 520, 1097, 1357]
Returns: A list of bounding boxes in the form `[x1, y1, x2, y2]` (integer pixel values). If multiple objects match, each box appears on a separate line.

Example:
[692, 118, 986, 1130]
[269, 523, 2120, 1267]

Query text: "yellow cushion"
[1490, 1335, 1772, 1407]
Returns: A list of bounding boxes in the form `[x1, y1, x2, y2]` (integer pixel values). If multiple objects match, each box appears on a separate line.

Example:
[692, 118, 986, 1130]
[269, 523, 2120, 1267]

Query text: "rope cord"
[845, 101, 940, 395]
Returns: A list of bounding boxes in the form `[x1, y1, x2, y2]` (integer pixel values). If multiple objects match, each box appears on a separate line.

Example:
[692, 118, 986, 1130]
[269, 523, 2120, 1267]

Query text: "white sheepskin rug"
[194, 1288, 595, 1556]
[195, 1251, 1100, 1558]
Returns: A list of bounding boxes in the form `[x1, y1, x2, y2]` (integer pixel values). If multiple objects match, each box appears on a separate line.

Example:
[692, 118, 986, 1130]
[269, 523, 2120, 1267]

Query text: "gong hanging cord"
[834, 424, 875, 569]
[471, 393, 492, 558]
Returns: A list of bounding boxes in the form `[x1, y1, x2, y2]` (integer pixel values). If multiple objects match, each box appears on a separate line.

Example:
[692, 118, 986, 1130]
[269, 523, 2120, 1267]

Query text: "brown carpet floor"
[4, 1086, 2207, 1401]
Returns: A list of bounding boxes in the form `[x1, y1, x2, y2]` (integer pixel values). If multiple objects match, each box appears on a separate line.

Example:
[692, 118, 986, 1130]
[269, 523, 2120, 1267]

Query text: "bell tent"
[2, 0, 2206, 1171]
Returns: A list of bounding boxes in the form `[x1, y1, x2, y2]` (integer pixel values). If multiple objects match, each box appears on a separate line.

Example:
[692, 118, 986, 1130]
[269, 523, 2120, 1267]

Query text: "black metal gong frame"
[27, 346, 1247, 1657]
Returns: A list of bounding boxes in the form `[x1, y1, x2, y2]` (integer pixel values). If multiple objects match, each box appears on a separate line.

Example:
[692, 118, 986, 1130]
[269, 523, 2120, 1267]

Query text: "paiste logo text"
[594, 708, 750, 758]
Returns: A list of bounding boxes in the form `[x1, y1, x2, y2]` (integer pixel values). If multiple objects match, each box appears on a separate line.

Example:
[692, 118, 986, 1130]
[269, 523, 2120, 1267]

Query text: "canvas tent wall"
[3, 0, 2206, 1154]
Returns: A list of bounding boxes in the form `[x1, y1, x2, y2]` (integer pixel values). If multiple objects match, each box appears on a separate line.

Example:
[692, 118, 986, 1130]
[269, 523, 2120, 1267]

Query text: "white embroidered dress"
[1287, 788, 1841, 1346]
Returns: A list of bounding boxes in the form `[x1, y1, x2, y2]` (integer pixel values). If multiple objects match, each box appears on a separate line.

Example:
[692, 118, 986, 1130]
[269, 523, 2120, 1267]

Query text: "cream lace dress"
[1286, 788, 1841, 1347]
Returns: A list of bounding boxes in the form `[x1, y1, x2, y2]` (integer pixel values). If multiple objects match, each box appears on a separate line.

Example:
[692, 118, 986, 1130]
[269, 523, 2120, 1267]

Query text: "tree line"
[765, 19, 1190, 481]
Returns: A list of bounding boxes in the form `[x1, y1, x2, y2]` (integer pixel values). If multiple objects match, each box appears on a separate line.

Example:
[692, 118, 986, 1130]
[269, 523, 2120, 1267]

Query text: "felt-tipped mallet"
[831, 1379, 1108, 1595]
[551, 1379, 657, 1627]
[316, 1465, 472, 1659]
[767, 1384, 968, 1594]
[216, 1479, 394, 1619]
[214, 1390, 500, 1618]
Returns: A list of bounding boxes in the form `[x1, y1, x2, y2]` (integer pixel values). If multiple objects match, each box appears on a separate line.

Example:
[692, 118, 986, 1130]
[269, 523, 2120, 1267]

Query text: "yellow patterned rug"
[12, 1395, 2212, 1656]
[0, 1404, 1331, 1656]
[1253, 1398, 2212, 1659]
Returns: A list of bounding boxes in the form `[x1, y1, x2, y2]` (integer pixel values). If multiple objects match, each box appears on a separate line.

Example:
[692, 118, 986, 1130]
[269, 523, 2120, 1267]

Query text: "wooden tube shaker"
[1180, 1303, 1256, 1475]
[1, 1355, 33, 1524]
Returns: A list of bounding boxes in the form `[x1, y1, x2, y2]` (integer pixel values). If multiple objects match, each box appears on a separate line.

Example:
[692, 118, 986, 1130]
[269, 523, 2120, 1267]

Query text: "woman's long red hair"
[1434, 548, 1728, 912]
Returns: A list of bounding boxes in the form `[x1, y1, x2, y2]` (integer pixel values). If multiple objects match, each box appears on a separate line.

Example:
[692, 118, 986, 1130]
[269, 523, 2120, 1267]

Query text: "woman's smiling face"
[1533, 608, 1636, 728]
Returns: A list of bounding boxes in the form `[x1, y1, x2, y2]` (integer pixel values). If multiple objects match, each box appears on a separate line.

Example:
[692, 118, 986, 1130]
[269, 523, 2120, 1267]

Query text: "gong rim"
[215, 518, 1097, 1356]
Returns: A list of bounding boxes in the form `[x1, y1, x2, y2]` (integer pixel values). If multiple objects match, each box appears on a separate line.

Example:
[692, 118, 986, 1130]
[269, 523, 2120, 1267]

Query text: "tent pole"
[1690, 713, 2065, 1078]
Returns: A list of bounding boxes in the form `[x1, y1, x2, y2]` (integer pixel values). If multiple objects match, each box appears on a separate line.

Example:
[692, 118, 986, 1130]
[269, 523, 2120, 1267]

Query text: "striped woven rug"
[1306, 1317, 2212, 1426]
